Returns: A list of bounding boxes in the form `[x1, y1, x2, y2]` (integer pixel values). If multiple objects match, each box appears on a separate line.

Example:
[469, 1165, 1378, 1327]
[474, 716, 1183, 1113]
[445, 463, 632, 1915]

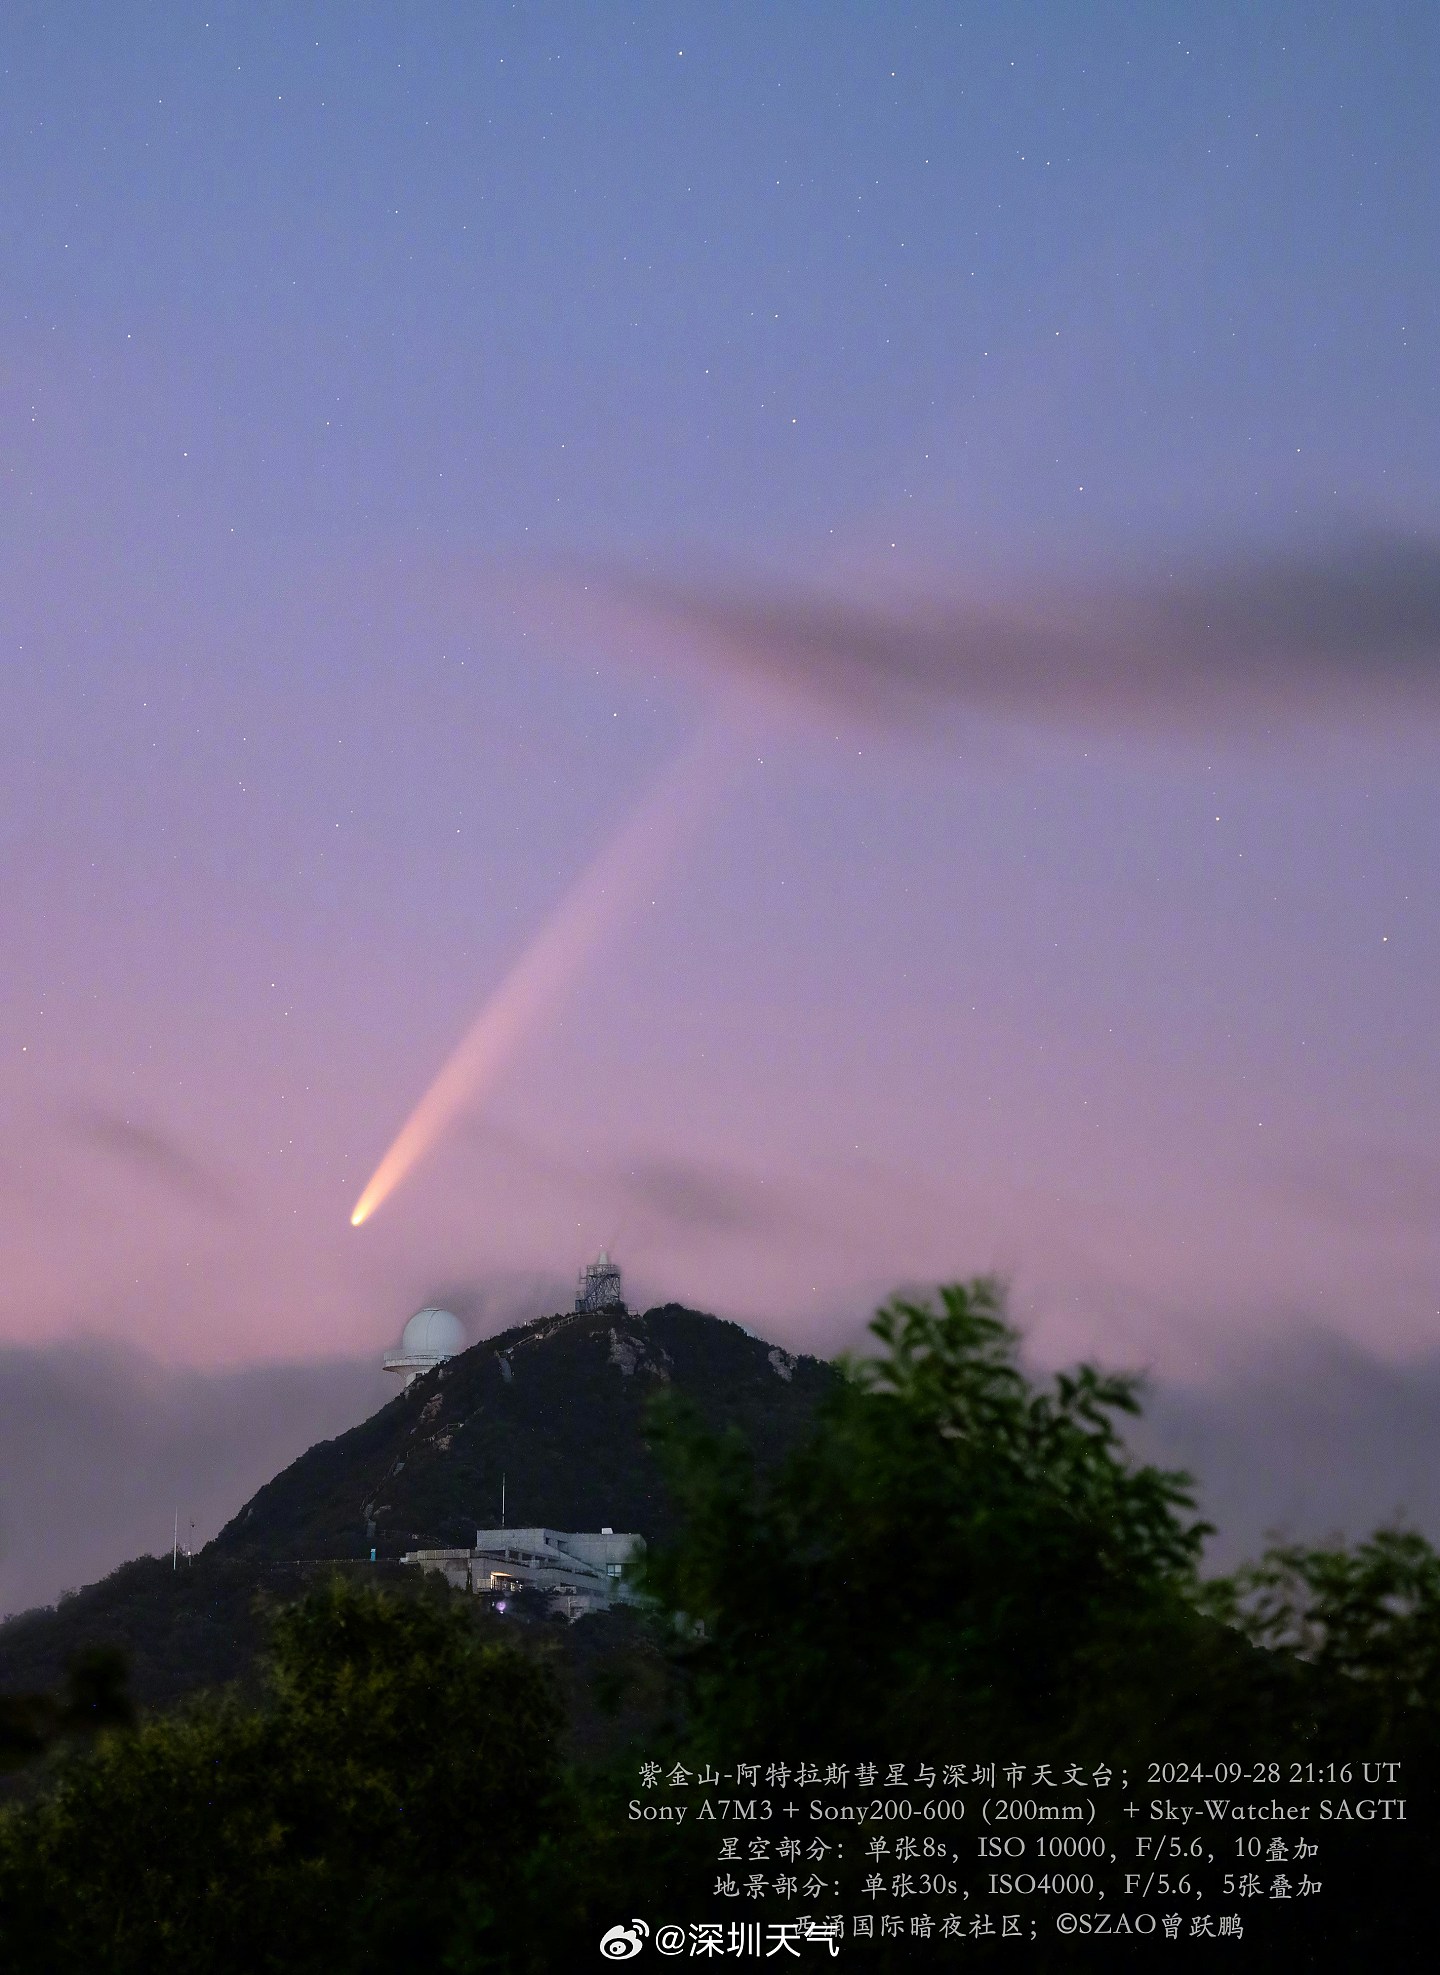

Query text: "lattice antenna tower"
[575, 1248, 624, 1314]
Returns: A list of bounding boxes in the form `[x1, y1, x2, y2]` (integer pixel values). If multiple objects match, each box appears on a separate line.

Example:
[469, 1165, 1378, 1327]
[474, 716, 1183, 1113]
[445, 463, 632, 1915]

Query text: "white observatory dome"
[400, 1306, 466, 1359]
[383, 1305, 466, 1387]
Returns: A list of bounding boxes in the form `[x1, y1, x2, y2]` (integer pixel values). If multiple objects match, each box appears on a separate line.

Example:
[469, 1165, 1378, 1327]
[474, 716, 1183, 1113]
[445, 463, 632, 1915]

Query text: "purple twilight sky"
[2, 1, 1438, 1448]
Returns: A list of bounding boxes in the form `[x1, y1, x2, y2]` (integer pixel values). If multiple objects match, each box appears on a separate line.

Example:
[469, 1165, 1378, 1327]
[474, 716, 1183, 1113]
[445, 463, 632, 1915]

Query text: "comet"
[349, 728, 731, 1227]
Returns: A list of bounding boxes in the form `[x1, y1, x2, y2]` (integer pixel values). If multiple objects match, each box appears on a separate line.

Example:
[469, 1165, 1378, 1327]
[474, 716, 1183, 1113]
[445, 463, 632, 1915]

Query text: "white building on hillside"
[402, 1526, 644, 1619]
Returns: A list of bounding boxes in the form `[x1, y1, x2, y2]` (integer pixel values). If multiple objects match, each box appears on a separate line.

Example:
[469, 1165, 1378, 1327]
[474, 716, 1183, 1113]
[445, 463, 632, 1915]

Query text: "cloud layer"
[0, 1344, 389, 1618]
[581, 532, 1440, 736]
[1133, 1328, 1440, 1568]
[64, 1108, 237, 1216]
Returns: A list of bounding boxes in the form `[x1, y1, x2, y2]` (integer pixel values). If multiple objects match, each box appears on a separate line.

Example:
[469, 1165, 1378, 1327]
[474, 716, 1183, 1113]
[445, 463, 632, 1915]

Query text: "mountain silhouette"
[0, 1304, 836, 1710]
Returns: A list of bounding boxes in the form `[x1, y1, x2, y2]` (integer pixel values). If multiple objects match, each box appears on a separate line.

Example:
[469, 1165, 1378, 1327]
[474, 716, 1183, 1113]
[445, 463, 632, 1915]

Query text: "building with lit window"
[402, 1525, 643, 1619]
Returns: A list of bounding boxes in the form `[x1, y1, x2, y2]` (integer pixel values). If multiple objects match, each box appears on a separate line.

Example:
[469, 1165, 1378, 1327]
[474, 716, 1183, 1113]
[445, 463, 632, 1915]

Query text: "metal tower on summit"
[575, 1249, 624, 1314]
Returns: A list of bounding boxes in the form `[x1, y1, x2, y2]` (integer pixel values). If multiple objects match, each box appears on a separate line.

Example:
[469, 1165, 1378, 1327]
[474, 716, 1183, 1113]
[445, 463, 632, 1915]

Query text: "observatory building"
[403, 1527, 644, 1619]
[575, 1248, 624, 1314]
[383, 1305, 466, 1387]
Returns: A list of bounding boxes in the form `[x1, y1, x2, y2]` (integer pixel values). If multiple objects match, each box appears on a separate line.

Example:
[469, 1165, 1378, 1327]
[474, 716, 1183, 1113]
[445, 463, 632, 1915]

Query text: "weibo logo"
[599, 1919, 650, 1960]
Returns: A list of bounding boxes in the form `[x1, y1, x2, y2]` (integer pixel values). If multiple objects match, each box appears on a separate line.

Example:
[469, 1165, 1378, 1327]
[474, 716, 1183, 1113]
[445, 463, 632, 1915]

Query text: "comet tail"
[349, 730, 729, 1227]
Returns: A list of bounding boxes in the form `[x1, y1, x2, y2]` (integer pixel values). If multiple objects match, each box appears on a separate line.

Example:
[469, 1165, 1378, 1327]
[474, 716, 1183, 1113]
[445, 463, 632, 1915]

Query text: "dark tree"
[0, 1579, 561, 1974]
[642, 1278, 1241, 1763]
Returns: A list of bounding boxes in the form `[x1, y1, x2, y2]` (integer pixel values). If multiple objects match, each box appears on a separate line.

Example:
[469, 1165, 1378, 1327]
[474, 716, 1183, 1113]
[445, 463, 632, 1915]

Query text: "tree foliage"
[0, 1579, 561, 1975]
[1204, 1526, 1440, 1751]
[0, 1643, 134, 1771]
[631, 1283, 1439, 1965]
[641, 1279, 1231, 1761]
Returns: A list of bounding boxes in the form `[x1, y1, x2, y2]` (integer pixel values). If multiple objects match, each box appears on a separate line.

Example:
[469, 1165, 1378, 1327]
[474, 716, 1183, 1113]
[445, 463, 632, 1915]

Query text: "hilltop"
[216, 1300, 835, 1558]
[0, 1304, 837, 1709]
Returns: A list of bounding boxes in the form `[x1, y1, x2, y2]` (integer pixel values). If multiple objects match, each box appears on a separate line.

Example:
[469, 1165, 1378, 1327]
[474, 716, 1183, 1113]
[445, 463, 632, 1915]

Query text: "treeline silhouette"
[0, 1282, 1433, 1969]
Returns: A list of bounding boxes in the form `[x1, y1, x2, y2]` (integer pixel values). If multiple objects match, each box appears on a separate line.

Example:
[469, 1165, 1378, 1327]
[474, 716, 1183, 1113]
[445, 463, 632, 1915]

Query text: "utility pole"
[172, 1508, 178, 1571]
[501, 1473, 506, 1528]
